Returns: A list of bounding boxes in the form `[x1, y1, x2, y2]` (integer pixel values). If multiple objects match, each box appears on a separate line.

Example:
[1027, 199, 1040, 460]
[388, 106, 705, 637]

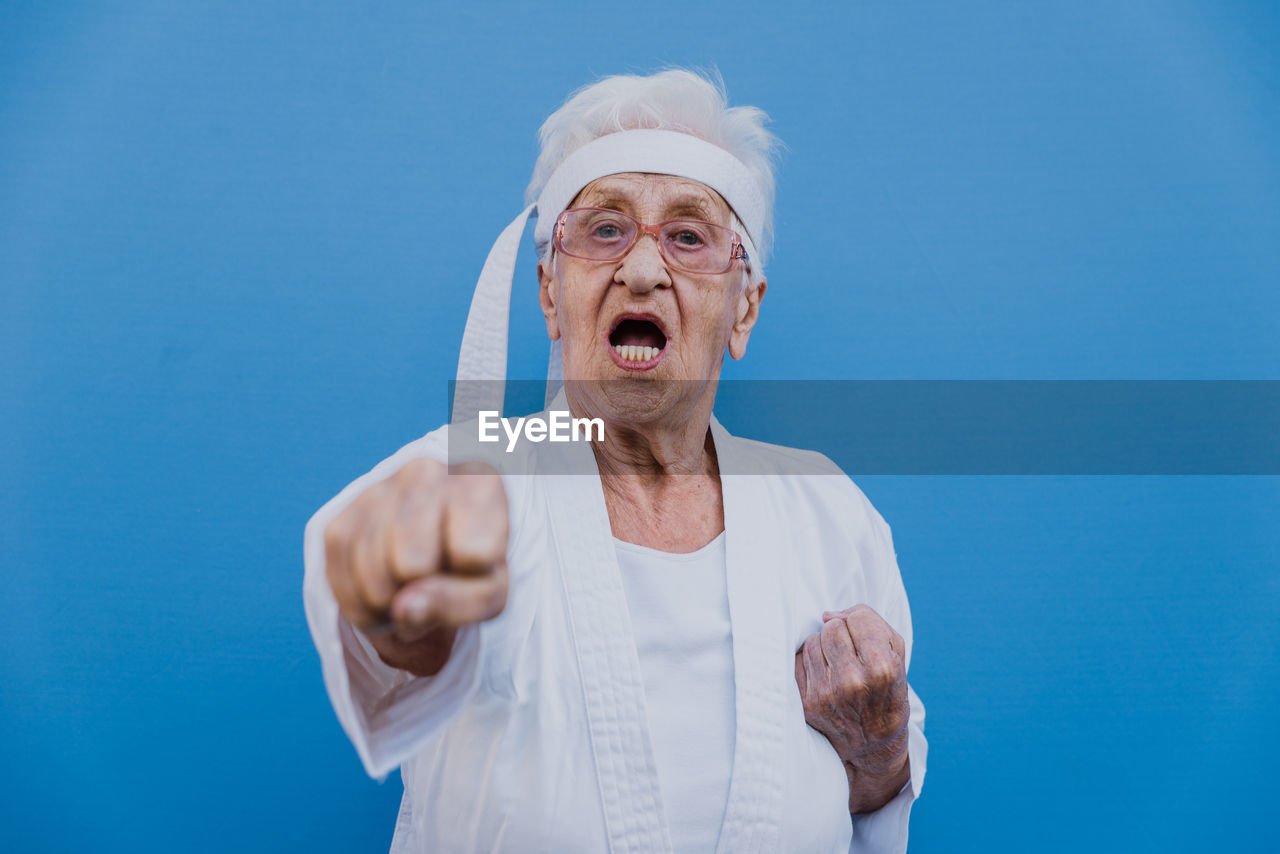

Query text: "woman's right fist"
[323, 458, 509, 675]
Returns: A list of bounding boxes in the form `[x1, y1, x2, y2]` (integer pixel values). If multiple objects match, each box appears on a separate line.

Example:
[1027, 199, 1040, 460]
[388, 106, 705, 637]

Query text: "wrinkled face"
[537, 172, 766, 424]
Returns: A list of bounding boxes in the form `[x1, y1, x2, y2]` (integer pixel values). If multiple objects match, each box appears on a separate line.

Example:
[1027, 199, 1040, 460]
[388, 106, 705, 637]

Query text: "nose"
[614, 231, 672, 294]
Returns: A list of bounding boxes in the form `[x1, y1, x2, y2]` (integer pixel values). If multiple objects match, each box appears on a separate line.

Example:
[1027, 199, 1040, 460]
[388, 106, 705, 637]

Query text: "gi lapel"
[711, 417, 789, 854]
[537, 431, 675, 854]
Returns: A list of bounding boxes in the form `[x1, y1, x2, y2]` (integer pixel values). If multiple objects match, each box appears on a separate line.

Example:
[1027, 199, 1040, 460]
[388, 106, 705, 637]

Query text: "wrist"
[844, 727, 910, 814]
[365, 624, 459, 677]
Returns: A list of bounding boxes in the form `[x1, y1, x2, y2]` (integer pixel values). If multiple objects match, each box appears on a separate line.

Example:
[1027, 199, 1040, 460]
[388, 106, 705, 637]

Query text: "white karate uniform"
[303, 409, 927, 853]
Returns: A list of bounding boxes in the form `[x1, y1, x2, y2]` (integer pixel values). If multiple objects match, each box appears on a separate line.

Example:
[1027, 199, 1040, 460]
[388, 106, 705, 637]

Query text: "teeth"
[614, 344, 659, 363]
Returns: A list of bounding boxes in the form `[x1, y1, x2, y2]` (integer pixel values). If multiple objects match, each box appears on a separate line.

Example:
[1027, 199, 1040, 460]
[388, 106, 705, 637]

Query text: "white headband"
[453, 129, 766, 419]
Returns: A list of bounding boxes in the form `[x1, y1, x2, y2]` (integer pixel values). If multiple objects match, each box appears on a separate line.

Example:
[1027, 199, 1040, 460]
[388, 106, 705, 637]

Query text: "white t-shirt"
[613, 532, 735, 854]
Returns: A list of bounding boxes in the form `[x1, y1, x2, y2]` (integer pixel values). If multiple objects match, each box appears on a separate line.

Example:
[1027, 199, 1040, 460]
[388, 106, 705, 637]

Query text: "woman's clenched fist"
[323, 458, 509, 676]
[795, 604, 911, 813]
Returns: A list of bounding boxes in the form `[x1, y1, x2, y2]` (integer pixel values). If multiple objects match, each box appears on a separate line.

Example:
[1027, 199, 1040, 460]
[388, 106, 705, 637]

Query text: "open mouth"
[608, 316, 668, 367]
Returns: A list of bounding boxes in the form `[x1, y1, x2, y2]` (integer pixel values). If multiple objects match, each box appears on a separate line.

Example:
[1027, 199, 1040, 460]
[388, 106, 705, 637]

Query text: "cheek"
[564, 299, 599, 340]
[555, 277, 606, 350]
[675, 300, 735, 368]
[693, 293, 739, 343]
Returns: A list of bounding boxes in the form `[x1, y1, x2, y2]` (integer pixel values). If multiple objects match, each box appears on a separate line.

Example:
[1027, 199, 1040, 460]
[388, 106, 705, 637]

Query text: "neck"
[564, 382, 725, 551]
[598, 418, 714, 480]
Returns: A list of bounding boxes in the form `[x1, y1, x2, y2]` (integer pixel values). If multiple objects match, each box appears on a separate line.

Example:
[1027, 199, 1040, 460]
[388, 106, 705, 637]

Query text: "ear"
[728, 278, 766, 360]
[537, 256, 561, 342]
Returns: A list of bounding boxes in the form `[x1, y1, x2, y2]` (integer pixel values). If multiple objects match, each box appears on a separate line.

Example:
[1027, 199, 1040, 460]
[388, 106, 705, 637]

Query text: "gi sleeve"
[848, 498, 928, 854]
[301, 426, 486, 779]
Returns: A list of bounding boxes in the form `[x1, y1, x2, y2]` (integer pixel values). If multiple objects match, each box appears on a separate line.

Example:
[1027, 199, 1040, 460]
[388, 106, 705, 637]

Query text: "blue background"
[3, 1, 1277, 851]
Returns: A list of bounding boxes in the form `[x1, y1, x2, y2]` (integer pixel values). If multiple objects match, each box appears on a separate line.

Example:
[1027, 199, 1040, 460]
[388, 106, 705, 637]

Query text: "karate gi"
[303, 406, 928, 853]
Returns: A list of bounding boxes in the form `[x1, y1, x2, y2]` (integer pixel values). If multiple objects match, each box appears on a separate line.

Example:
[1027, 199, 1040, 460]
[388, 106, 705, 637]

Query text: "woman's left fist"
[794, 604, 910, 812]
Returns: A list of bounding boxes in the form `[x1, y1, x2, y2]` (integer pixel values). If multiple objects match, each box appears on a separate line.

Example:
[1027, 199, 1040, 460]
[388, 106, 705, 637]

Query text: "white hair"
[526, 68, 782, 277]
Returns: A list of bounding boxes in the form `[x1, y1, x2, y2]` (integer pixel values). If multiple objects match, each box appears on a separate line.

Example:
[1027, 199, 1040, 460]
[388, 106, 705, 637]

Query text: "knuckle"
[839, 660, 870, 696]
[869, 660, 898, 688]
[352, 558, 394, 612]
[389, 523, 435, 580]
[859, 641, 893, 674]
[399, 456, 446, 483]
[324, 514, 353, 553]
[838, 668, 868, 696]
[448, 534, 502, 571]
[449, 466, 507, 506]
[446, 515, 508, 570]
[847, 604, 879, 626]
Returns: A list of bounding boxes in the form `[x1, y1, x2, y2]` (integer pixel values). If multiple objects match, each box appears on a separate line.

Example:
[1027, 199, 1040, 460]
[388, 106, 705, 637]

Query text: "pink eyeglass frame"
[553, 207, 749, 275]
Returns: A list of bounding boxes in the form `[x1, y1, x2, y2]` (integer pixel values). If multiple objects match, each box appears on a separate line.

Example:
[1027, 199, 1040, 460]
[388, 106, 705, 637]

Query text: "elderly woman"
[304, 70, 926, 853]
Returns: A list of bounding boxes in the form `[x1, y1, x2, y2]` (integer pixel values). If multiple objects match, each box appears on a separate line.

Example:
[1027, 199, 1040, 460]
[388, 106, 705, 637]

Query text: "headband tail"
[452, 203, 535, 421]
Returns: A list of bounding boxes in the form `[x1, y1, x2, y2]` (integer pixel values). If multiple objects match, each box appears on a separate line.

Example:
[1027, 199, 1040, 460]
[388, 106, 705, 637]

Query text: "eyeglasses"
[553, 207, 749, 275]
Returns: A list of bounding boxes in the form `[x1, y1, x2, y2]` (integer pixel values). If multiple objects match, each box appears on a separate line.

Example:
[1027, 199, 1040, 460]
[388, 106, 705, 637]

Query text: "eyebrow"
[664, 197, 719, 220]
[578, 190, 721, 222]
